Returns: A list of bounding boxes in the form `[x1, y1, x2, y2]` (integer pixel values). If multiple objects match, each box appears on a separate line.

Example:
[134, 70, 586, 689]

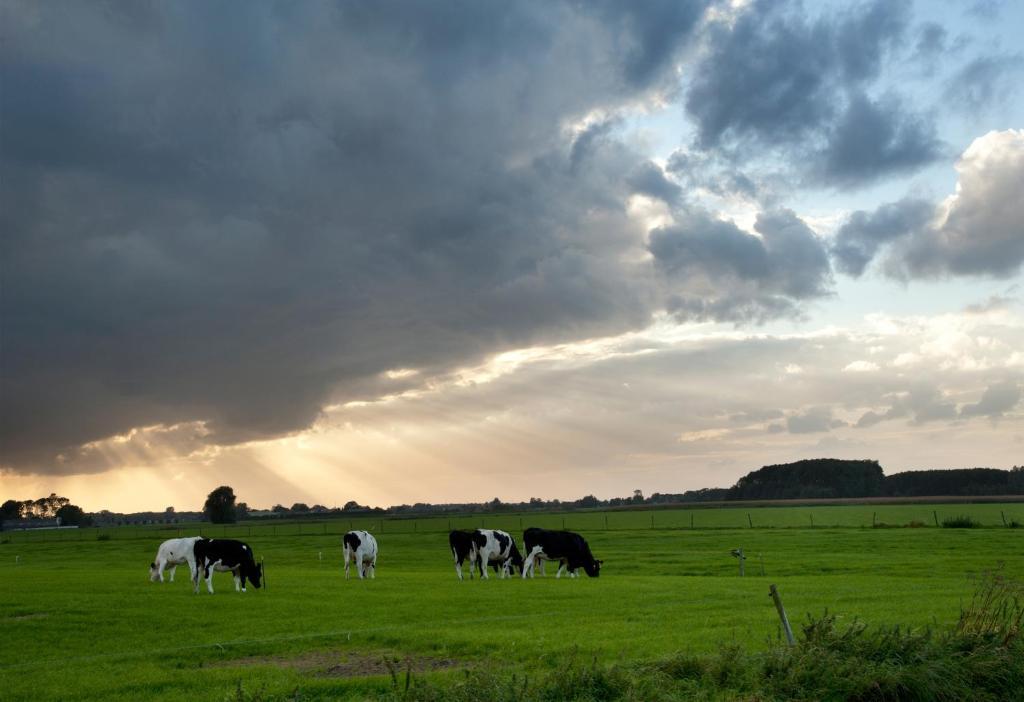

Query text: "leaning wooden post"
[933, 510, 939, 527]
[1001, 511, 1007, 527]
[748, 513, 753, 528]
[769, 584, 795, 646]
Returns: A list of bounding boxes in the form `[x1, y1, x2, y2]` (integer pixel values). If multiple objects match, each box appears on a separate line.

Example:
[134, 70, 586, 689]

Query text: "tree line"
[5, 461, 1023, 527]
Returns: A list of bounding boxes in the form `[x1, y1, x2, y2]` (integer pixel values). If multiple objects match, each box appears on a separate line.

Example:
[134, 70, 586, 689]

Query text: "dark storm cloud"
[960, 381, 1021, 419]
[626, 161, 683, 204]
[684, 0, 941, 185]
[832, 198, 934, 276]
[785, 406, 847, 434]
[831, 130, 1024, 280]
[944, 54, 1024, 114]
[855, 385, 958, 427]
[649, 208, 832, 322]
[2, 0, 732, 474]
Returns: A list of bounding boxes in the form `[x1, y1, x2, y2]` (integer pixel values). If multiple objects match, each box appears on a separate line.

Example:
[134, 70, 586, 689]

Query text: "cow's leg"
[369, 554, 376, 579]
[556, 560, 567, 579]
[343, 546, 351, 580]
[167, 564, 177, 583]
[205, 563, 215, 594]
[192, 560, 202, 594]
[479, 552, 489, 580]
[522, 546, 540, 579]
[356, 549, 365, 579]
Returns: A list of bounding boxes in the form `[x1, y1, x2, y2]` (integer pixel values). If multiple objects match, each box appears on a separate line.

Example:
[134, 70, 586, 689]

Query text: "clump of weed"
[1008, 520, 1022, 529]
[958, 569, 1024, 645]
[96, 533, 111, 541]
[942, 515, 980, 528]
[906, 520, 927, 528]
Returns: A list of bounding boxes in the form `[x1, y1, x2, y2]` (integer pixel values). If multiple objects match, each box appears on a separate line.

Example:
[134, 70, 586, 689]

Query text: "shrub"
[942, 515, 980, 528]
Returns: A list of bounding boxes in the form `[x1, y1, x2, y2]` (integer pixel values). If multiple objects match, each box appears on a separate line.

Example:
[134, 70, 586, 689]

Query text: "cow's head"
[149, 562, 161, 582]
[583, 559, 603, 578]
[244, 559, 263, 589]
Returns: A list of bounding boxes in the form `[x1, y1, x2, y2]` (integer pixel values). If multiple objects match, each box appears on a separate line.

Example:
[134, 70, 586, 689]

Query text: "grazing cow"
[149, 536, 202, 583]
[474, 529, 524, 579]
[522, 528, 602, 578]
[342, 530, 378, 579]
[192, 538, 263, 594]
[449, 530, 484, 580]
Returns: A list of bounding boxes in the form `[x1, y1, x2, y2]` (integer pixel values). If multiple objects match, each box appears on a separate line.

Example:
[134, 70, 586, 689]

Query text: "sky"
[2, 0, 1023, 513]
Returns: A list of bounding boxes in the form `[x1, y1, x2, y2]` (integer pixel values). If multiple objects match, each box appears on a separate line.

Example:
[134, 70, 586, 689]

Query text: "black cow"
[449, 530, 485, 580]
[522, 528, 602, 578]
[192, 538, 263, 594]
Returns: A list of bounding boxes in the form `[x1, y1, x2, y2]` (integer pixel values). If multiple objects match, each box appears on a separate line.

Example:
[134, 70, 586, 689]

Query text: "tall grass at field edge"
[373, 571, 1024, 702]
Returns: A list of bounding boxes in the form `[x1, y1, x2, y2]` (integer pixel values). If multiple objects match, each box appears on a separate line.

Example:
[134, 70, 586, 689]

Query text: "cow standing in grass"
[449, 530, 484, 580]
[149, 536, 202, 583]
[474, 529, 524, 578]
[522, 528, 602, 578]
[342, 530, 378, 579]
[192, 538, 263, 594]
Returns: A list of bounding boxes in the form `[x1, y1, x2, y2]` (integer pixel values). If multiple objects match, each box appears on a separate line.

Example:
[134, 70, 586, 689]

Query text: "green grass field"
[2, 504, 1023, 701]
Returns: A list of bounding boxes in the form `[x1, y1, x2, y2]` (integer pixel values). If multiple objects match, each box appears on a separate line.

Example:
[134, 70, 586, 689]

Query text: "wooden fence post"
[748, 513, 753, 528]
[933, 511, 939, 527]
[1001, 511, 1007, 527]
[769, 584, 795, 646]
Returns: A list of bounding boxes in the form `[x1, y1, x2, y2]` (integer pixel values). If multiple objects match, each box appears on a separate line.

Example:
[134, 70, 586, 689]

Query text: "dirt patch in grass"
[214, 650, 463, 678]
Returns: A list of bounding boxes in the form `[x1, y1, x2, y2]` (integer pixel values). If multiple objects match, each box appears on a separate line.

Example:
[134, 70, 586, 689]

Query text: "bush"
[942, 515, 980, 528]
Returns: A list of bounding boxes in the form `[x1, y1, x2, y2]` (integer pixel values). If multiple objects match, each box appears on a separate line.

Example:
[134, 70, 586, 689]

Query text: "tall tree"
[55, 504, 91, 527]
[203, 486, 237, 524]
[1, 499, 22, 521]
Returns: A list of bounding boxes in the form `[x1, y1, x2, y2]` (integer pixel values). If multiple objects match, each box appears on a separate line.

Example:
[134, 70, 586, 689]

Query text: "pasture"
[1, 503, 1023, 701]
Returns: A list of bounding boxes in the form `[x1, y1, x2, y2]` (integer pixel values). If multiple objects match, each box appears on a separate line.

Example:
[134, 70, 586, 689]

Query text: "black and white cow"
[521, 528, 602, 578]
[342, 530, 378, 579]
[192, 538, 263, 594]
[474, 529, 524, 579]
[149, 536, 202, 583]
[449, 529, 484, 580]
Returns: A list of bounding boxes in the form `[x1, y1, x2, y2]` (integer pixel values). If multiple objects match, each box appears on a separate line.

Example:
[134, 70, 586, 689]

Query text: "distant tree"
[271, 504, 289, 513]
[165, 506, 175, 514]
[55, 504, 91, 527]
[576, 494, 600, 508]
[632, 489, 644, 504]
[343, 500, 367, 512]
[729, 459, 885, 500]
[290, 502, 310, 513]
[310, 504, 328, 513]
[236, 502, 250, 520]
[1, 499, 21, 521]
[203, 486, 237, 524]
